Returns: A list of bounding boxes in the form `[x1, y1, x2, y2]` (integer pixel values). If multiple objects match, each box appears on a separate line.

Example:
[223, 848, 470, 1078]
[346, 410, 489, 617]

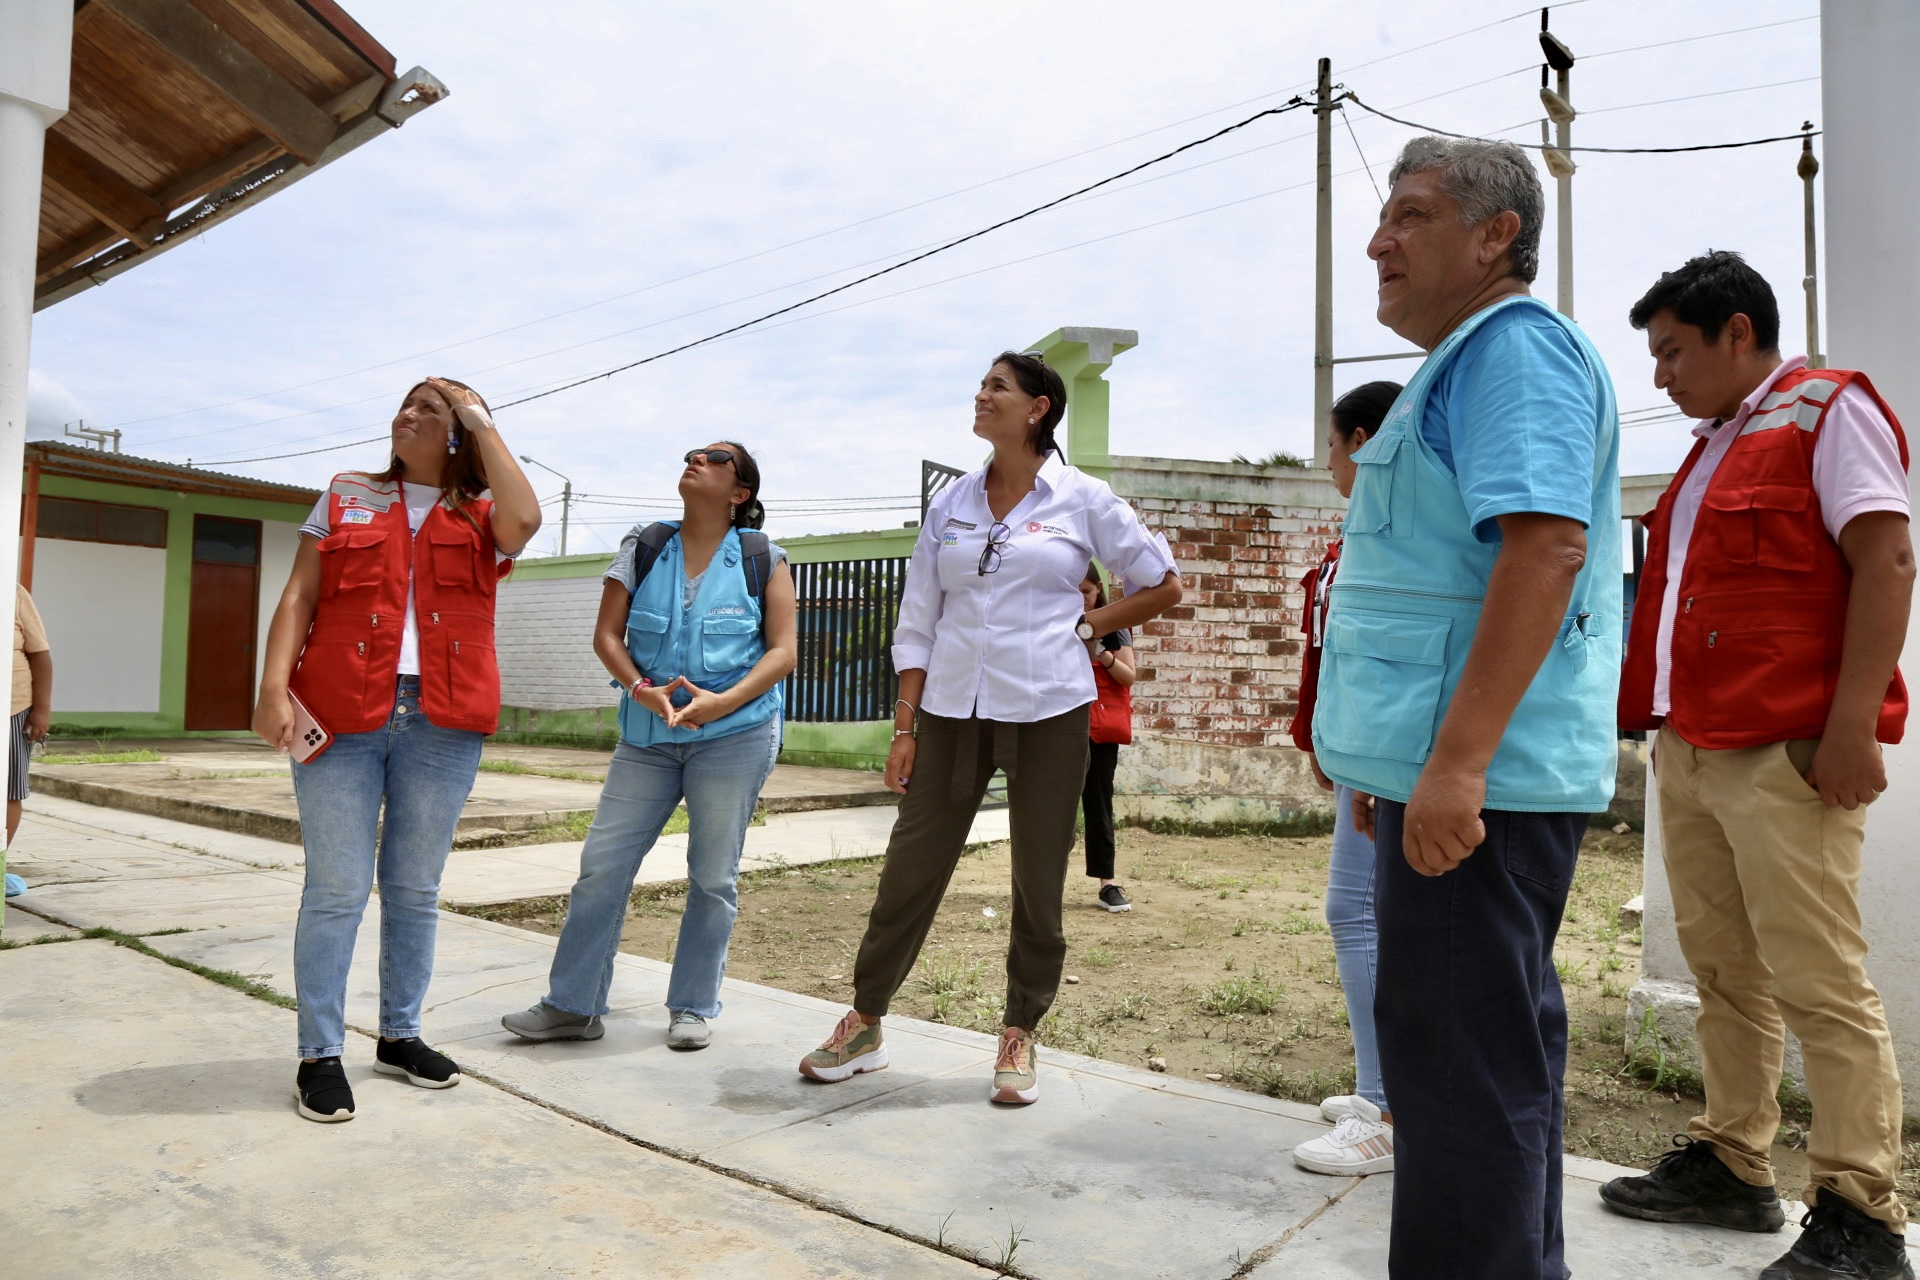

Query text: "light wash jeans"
[544, 716, 781, 1021]
[1327, 782, 1388, 1110]
[292, 676, 483, 1058]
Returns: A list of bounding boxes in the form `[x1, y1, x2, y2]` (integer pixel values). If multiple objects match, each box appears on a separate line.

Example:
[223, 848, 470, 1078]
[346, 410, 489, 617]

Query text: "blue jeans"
[291, 676, 483, 1058]
[1374, 799, 1583, 1280]
[1326, 783, 1387, 1110]
[544, 716, 780, 1020]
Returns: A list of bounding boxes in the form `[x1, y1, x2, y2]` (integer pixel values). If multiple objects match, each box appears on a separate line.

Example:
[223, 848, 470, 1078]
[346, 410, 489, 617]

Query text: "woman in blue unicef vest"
[502, 442, 797, 1051]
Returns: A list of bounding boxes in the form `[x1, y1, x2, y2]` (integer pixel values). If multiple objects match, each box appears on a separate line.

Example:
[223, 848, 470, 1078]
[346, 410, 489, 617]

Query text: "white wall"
[254, 520, 299, 695]
[34, 539, 165, 713]
[494, 575, 616, 711]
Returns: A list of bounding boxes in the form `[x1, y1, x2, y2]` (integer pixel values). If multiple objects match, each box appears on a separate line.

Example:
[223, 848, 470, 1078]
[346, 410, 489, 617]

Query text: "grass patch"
[38, 749, 164, 765]
[1199, 968, 1280, 1017]
[75, 926, 297, 1010]
[477, 758, 605, 783]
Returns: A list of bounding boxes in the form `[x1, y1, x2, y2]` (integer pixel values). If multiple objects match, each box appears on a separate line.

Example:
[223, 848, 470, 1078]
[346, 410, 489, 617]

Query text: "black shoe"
[1762, 1197, 1914, 1280]
[1098, 884, 1132, 913]
[373, 1037, 462, 1089]
[1598, 1135, 1786, 1233]
[295, 1057, 355, 1123]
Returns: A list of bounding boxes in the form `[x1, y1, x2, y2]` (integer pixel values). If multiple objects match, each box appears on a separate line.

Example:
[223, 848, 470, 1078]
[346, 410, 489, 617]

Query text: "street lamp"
[518, 454, 573, 557]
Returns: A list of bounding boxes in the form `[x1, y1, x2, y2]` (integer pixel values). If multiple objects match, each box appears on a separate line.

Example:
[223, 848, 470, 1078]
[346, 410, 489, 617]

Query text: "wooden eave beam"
[97, 0, 338, 164]
[42, 131, 168, 248]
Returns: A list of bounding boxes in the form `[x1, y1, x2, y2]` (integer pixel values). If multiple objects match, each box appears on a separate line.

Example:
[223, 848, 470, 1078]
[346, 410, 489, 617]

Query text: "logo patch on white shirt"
[339, 508, 375, 525]
[941, 531, 960, 548]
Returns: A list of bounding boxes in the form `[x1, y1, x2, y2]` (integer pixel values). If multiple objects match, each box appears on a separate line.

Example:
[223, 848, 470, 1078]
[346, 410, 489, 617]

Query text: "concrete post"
[1631, 3, 1920, 1109]
[0, 1, 73, 905]
[1027, 327, 1138, 484]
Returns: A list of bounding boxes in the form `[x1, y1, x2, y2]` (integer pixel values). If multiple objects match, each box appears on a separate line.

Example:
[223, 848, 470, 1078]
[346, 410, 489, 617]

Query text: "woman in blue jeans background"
[1284, 380, 1401, 1175]
[255, 377, 541, 1123]
[503, 441, 796, 1051]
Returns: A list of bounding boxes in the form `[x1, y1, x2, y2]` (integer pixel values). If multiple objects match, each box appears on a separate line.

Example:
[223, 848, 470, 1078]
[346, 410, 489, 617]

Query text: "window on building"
[35, 496, 168, 547]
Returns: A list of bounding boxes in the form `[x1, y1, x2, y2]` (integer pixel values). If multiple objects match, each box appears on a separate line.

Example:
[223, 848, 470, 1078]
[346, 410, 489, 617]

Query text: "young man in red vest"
[1603, 251, 1914, 1280]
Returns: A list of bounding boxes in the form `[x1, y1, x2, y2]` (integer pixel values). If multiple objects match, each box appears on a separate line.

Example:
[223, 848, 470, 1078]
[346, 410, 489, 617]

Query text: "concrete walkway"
[0, 798, 1846, 1279]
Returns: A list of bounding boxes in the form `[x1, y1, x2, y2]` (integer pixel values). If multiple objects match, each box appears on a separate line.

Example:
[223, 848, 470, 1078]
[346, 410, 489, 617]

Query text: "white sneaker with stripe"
[1292, 1095, 1394, 1175]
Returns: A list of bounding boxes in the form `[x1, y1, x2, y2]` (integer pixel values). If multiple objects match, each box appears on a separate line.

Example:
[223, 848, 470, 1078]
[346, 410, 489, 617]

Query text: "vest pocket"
[626, 608, 670, 669]
[700, 615, 760, 673]
[318, 528, 388, 594]
[428, 525, 481, 586]
[1316, 608, 1452, 764]
[1343, 431, 1416, 540]
[1702, 485, 1817, 571]
[447, 631, 499, 719]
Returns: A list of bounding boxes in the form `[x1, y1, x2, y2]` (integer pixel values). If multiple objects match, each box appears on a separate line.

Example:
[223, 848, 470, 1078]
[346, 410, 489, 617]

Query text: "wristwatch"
[1075, 615, 1096, 641]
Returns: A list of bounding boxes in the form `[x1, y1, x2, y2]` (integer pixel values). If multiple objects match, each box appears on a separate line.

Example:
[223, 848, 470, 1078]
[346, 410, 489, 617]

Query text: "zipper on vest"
[371, 613, 378, 628]
[454, 640, 461, 655]
[432, 612, 440, 625]
[357, 641, 365, 655]
[1708, 631, 1717, 648]
[1685, 597, 1694, 613]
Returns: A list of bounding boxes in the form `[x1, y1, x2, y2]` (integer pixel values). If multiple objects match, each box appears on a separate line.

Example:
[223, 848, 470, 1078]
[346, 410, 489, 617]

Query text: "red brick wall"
[1124, 494, 1345, 749]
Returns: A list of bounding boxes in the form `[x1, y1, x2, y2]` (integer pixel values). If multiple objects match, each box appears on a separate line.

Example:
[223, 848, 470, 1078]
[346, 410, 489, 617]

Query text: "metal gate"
[784, 557, 910, 722]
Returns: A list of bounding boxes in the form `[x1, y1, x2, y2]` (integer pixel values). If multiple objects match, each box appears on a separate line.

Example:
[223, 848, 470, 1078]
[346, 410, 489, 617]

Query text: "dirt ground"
[460, 823, 1917, 1211]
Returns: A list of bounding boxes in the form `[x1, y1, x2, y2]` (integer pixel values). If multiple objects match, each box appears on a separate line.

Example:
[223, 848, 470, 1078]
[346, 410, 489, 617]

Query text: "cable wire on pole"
[1341, 91, 1819, 154]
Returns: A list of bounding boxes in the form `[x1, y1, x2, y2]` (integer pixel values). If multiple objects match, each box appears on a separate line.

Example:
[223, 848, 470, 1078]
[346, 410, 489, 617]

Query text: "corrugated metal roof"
[27, 441, 320, 506]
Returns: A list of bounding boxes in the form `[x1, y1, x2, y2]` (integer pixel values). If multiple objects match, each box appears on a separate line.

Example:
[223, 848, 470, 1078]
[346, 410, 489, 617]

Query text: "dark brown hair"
[992, 351, 1068, 458]
[1081, 562, 1110, 608]
[377, 378, 491, 531]
[717, 440, 765, 530]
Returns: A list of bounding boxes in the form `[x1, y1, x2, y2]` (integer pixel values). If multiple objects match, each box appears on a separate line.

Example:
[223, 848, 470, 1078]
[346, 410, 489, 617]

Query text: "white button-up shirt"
[893, 454, 1176, 722]
[1651, 356, 1911, 715]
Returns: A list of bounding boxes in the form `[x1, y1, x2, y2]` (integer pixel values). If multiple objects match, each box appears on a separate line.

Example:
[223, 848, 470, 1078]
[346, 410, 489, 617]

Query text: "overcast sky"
[28, 0, 1824, 556]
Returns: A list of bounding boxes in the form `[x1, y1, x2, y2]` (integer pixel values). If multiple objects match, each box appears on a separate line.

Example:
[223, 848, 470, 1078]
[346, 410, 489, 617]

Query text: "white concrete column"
[1826, 2, 1920, 1095]
[1632, 5, 1920, 1106]
[0, 1, 73, 863]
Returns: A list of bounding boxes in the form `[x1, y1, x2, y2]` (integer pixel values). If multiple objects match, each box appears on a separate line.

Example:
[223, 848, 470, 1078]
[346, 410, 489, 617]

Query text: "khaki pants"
[853, 707, 1089, 1031]
[1655, 725, 1906, 1230]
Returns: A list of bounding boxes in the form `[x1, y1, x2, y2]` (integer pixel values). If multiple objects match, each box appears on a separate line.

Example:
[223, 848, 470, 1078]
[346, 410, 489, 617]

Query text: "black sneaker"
[1098, 884, 1132, 913]
[295, 1057, 355, 1123]
[373, 1037, 462, 1089]
[1599, 1135, 1786, 1233]
[1762, 1198, 1914, 1280]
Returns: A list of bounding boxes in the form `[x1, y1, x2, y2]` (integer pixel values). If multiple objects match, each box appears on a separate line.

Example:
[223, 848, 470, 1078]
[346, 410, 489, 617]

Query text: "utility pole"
[1312, 56, 1334, 468]
[518, 454, 573, 557]
[1539, 11, 1577, 319]
[1798, 121, 1823, 369]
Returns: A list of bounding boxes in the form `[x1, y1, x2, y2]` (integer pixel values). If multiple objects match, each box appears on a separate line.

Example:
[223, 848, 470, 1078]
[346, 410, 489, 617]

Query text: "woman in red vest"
[1077, 565, 1136, 912]
[254, 377, 540, 1123]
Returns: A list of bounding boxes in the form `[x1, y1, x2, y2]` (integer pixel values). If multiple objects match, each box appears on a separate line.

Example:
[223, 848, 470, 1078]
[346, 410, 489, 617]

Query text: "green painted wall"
[779, 719, 891, 770]
[780, 528, 916, 564]
[35, 475, 311, 733]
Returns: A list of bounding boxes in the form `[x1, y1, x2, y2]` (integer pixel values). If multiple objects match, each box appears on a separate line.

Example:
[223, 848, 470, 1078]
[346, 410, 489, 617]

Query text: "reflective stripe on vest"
[289, 472, 507, 736]
[1311, 296, 1624, 812]
[1619, 366, 1910, 747]
[616, 524, 783, 747]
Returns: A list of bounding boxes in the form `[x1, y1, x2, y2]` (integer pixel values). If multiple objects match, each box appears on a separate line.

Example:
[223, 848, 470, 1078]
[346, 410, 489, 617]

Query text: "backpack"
[628, 522, 773, 597]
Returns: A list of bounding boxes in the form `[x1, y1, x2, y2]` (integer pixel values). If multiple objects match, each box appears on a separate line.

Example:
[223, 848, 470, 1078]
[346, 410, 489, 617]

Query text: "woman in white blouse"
[799, 349, 1182, 1105]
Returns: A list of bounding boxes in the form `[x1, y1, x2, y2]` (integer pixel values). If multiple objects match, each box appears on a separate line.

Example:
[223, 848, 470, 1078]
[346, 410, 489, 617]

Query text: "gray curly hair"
[1387, 136, 1544, 284]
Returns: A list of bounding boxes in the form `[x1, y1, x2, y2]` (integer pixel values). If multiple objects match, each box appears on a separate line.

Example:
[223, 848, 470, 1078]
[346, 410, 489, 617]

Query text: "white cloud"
[25, 369, 86, 442]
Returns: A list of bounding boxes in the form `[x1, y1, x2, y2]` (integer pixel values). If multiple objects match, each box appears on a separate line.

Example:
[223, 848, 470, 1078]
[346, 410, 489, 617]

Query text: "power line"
[1581, 13, 1815, 62]
[109, 5, 1602, 435]
[1341, 91, 1819, 154]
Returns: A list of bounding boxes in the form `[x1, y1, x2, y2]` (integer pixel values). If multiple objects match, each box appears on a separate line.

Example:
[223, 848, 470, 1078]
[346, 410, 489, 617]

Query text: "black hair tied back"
[994, 350, 1069, 459]
[719, 440, 765, 529]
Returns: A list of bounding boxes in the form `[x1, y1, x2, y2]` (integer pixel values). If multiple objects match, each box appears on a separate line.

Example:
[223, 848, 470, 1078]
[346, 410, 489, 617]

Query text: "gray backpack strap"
[738, 530, 772, 598]
[630, 522, 678, 588]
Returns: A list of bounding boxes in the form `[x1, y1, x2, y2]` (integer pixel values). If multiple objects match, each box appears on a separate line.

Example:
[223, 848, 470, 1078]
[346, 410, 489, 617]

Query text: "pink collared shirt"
[1651, 357, 1910, 716]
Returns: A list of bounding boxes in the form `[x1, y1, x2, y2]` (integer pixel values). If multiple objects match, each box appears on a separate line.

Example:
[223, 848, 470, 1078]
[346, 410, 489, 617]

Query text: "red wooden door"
[184, 516, 261, 731]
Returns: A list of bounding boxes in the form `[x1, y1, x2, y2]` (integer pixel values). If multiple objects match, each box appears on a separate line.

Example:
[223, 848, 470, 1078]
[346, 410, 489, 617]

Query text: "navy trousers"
[1373, 800, 1585, 1280]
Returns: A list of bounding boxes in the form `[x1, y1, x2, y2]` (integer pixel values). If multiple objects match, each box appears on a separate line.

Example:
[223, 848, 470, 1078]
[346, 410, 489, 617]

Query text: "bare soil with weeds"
[459, 823, 1916, 1211]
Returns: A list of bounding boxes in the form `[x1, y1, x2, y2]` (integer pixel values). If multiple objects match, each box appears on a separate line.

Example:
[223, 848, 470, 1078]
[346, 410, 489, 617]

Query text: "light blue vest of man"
[617, 525, 783, 748]
[1313, 296, 1622, 812]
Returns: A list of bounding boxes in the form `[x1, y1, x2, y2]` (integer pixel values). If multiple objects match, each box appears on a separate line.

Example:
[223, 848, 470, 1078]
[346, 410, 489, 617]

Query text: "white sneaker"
[1318, 1094, 1366, 1123]
[1293, 1096, 1394, 1175]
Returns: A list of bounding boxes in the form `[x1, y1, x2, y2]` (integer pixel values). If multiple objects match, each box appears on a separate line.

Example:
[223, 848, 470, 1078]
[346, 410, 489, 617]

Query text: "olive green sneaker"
[799, 1009, 888, 1082]
[991, 1027, 1038, 1105]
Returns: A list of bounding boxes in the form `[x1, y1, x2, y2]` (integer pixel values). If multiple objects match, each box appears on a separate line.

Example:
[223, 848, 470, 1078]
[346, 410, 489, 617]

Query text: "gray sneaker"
[667, 1010, 711, 1051]
[501, 1003, 604, 1041]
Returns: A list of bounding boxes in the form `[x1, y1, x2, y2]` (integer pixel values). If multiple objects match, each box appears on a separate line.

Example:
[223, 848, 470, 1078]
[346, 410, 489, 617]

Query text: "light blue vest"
[617, 525, 783, 747]
[1312, 297, 1622, 812]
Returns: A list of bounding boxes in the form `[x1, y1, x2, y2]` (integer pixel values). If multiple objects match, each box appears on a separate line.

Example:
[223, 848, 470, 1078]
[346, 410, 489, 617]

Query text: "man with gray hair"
[1312, 135, 1621, 1279]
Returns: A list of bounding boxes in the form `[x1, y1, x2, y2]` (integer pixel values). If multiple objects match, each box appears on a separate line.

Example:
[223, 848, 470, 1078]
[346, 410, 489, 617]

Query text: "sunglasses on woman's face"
[684, 448, 736, 467]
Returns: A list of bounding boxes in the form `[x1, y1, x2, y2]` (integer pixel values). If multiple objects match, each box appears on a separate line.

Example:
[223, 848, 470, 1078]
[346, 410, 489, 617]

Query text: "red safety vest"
[1288, 538, 1340, 754]
[1619, 366, 1909, 748]
[290, 473, 510, 735]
